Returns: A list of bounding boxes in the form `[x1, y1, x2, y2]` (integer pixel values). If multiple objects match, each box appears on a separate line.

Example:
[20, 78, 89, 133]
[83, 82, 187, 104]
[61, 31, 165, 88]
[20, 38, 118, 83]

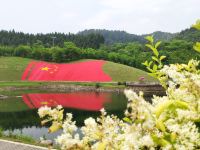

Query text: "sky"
[0, 0, 200, 35]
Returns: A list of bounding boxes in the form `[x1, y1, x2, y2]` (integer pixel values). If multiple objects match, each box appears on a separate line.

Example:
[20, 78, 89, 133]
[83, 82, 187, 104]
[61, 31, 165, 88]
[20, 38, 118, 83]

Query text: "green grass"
[103, 61, 155, 82]
[0, 56, 156, 82]
[0, 57, 31, 81]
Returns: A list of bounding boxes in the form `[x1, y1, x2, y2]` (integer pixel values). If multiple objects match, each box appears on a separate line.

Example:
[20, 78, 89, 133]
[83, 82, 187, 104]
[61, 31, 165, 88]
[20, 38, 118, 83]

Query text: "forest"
[0, 27, 199, 71]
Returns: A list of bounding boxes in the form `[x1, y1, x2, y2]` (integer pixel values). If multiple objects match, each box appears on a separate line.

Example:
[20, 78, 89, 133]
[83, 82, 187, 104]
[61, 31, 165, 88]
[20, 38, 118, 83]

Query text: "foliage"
[192, 20, 200, 53]
[0, 30, 104, 49]
[78, 29, 145, 44]
[0, 36, 199, 71]
[0, 23, 200, 71]
[38, 21, 200, 150]
[143, 36, 165, 75]
[79, 29, 174, 45]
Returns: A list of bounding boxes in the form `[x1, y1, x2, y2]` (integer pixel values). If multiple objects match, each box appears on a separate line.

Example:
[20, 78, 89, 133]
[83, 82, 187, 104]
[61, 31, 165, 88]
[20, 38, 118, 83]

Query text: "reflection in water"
[0, 92, 127, 140]
[22, 92, 111, 111]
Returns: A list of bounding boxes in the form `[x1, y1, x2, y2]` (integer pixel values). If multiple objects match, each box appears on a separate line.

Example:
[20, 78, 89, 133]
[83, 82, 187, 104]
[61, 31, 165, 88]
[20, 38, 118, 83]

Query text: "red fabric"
[21, 60, 112, 82]
[21, 61, 37, 80]
[22, 93, 111, 111]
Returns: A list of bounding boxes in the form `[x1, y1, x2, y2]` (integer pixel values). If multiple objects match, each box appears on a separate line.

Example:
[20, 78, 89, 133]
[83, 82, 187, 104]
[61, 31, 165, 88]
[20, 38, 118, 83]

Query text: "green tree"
[14, 45, 31, 57]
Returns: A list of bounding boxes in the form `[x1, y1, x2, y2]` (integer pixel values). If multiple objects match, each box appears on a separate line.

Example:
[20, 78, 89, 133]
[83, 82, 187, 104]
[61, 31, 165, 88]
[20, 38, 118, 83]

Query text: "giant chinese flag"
[21, 60, 112, 82]
[22, 93, 111, 111]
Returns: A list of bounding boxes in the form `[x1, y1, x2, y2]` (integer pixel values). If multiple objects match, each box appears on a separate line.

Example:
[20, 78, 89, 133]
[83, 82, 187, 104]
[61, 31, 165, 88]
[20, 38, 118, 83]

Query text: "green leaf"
[48, 122, 62, 133]
[147, 67, 154, 72]
[142, 60, 148, 66]
[123, 117, 132, 124]
[145, 35, 154, 43]
[153, 64, 158, 71]
[152, 135, 170, 147]
[156, 120, 166, 132]
[148, 61, 153, 67]
[145, 44, 159, 57]
[148, 72, 157, 78]
[192, 20, 200, 30]
[145, 44, 154, 50]
[160, 139, 170, 147]
[160, 55, 166, 61]
[155, 41, 162, 49]
[152, 56, 159, 62]
[155, 101, 173, 118]
[152, 49, 159, 57]
[193, 42, 200, 53]
[170, 132, 177, 143]
[174, 100, 188, 109]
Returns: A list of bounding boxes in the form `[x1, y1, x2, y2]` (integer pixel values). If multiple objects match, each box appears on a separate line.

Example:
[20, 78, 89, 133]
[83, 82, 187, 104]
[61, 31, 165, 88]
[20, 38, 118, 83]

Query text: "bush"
[14, 45, 31, 57]
[38, 21, 200, 150]
[95, 83, 100, 89]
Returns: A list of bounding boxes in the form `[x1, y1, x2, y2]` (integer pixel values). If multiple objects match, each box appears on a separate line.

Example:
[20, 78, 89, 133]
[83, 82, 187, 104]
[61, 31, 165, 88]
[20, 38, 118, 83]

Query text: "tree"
[14, 45, 31, 57]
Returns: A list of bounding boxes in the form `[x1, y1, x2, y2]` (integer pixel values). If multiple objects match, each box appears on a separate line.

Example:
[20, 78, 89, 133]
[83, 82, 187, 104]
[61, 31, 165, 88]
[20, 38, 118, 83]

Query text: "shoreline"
[0, 81, 165, 97]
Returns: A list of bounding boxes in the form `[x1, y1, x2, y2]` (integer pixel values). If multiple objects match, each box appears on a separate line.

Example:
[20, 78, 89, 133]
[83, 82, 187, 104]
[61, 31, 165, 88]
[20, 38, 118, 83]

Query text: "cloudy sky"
[0, 0, 199, 34]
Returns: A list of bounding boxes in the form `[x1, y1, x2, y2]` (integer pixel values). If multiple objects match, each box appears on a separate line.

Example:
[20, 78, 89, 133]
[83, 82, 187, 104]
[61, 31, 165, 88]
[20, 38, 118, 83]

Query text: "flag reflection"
[22, 92, 111, 111]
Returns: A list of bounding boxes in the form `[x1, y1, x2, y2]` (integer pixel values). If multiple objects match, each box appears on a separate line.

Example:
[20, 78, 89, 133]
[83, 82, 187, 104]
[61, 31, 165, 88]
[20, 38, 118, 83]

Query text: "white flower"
[57, 105, 63, 110]
[38, 106, 51, 118]
[124, 89, 138, 101]
[38, 58, 200, 150]
[140, 135, 154, 147]
[84, 117, 97, 127]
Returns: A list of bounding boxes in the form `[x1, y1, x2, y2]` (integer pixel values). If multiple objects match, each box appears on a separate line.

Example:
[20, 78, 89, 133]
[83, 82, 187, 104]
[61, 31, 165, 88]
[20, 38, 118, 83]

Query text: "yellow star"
[41, 101, 48, 105]
[41, 67, 50, 71]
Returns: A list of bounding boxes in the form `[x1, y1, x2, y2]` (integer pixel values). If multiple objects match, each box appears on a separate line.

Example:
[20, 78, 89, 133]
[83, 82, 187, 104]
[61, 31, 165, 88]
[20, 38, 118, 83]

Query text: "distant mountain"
[78, 29, 175, 44]
[78, 29, 144, 44]
[173, 28, 200, 42]
[142, 31, 176, 42]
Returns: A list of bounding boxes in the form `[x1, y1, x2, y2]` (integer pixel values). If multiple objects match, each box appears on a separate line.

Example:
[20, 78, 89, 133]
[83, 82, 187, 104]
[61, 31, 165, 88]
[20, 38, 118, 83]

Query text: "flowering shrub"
[38, 21, 200, 150]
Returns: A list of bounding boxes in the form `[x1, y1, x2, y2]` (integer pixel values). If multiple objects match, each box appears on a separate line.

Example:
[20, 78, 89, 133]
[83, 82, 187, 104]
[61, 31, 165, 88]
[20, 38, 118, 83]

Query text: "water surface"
[0, 90, 127, 140]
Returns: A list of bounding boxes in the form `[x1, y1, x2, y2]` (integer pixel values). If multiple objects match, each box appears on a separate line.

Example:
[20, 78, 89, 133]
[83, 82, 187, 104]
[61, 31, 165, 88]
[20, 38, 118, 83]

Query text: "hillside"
[78, 29, 175, 44]
[173, 27, 200, 42]
[0, 57, 155, 82]
[78, 29, 144, 44]
[142, 31, 176, 42]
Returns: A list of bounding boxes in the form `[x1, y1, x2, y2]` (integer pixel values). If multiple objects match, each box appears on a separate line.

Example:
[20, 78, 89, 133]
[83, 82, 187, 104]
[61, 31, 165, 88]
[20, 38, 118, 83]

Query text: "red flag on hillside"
[21, 60, 112, 82]
[22, 93, 111, 111]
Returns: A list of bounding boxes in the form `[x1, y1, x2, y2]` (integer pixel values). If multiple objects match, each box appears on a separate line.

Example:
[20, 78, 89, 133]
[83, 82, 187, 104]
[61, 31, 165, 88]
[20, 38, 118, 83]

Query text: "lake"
[0, 90, 128, 141]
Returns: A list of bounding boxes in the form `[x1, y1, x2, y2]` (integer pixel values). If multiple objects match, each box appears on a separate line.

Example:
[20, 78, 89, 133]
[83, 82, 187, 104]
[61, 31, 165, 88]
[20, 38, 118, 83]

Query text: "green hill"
[78, 29, 145, 44]
[0, 57, 155, 82]
[142, 31, 176, 42]
[173, 27, 200, 42]
[78, 29, 175, 44]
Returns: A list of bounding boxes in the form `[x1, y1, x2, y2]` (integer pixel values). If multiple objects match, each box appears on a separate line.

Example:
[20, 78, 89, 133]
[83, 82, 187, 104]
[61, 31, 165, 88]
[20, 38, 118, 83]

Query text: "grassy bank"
[0, 81, 126, 96]
[0, 81, 122, 88]
[103, 61, 154, 82]
[0, 57, 156, 82]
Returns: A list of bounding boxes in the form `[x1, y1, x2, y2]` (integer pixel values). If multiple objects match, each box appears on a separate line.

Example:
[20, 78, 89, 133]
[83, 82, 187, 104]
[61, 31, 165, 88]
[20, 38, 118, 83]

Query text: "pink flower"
[139, 76, 145, 81]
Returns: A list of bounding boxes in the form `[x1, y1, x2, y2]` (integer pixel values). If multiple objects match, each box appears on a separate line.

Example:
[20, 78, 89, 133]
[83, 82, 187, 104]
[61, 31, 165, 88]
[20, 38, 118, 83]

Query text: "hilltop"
[78, 29, 175, 44]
